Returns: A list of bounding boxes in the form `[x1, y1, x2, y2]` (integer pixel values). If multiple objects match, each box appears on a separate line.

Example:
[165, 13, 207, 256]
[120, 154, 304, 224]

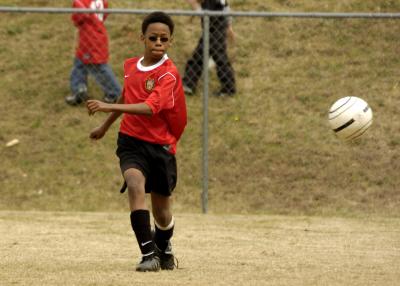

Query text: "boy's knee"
[126, 175, 145, 199]
[127, 180, 144, 194]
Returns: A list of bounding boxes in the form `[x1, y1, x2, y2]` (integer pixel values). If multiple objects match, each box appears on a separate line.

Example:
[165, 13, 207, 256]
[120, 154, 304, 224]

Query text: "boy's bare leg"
[151, 192, 172, 226]
[125, 168, 160, 272]
[125, 168, 147, 211]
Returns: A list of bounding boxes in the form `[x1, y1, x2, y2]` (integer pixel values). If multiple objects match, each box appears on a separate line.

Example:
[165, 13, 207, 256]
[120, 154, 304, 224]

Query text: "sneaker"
[103, 95, 118, 103]
[183, 85, 194, 96]
[213, 90, 235, 97]
[155, 241, 178, 270]
[135, 254, 160, 272]
[65, 87, 88, 106]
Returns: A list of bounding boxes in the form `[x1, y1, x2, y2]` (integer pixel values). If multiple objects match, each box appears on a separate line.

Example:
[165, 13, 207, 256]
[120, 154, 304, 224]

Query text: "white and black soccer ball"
[328, 96, 373, 141]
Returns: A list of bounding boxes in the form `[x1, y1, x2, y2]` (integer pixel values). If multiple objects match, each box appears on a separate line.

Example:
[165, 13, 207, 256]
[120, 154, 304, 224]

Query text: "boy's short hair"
[142, 11, 175, 35]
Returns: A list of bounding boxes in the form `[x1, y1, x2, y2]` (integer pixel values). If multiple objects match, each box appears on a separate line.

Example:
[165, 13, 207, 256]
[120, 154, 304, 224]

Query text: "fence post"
[201, 13, 210, 214]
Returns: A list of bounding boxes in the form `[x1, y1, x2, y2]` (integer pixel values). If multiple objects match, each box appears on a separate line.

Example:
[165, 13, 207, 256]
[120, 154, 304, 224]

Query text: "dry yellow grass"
[1, 2, 400, 285]
[1, 211, 399, 286]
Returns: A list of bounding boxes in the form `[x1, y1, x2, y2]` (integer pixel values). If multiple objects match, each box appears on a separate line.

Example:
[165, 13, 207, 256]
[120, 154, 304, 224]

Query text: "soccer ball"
[328, 96, 373, 141]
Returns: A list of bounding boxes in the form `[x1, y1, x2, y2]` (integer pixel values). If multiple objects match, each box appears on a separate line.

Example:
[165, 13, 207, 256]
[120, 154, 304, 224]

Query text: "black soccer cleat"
[155, 241, 178, 270]
[135, 254, 160, 272]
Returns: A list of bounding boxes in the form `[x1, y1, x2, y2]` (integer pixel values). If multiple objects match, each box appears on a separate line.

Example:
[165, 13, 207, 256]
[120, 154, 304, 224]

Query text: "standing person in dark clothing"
[183, 0, 236, 97]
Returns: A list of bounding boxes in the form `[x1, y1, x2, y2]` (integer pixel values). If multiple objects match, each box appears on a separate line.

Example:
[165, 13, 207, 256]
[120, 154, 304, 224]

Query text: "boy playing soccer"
[86, 12, 187, 272]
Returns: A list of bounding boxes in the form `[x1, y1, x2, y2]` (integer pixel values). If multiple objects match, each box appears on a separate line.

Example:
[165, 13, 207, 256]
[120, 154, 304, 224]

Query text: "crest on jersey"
[145, 78, 155, 92]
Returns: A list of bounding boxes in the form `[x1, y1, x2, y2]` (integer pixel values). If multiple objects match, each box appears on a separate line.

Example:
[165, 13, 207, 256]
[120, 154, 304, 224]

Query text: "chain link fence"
[2, 2, 400, 214]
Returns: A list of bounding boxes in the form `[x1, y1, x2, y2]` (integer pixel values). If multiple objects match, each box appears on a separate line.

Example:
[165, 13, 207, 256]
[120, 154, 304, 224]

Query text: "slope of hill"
[1, 0, 400, 216]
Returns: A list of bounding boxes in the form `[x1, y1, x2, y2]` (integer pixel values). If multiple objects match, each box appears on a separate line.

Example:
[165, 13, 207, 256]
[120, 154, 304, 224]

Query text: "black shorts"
[116, 132, 177, 196]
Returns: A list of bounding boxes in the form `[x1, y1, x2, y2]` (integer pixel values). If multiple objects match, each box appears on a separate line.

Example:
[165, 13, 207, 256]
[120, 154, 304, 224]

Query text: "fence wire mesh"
[2, 2, 400, 215]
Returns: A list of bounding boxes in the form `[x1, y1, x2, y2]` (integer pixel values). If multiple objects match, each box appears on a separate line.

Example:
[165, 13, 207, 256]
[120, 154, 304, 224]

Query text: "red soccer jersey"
[72, 0, 109, 64]
[119, 54, 187, 154]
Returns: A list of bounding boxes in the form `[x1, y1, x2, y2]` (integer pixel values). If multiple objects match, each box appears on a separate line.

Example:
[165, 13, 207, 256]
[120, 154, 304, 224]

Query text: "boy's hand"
[89, 125, 106, 140]
[86, 100, 112, 115]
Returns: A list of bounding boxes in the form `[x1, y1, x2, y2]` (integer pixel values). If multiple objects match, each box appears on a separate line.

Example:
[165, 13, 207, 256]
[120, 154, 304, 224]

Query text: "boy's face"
[141, 23, 172, 64]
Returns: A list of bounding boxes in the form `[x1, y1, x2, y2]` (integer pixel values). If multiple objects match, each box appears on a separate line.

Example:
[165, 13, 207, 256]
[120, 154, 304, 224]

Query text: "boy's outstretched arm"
[86, 99, 153, 116]
[87, 96, 125, 140]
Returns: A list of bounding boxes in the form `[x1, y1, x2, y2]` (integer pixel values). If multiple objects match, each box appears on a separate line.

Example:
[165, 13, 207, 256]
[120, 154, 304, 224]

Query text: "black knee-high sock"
[154, 218, 174, 252]
[130, 210, 154, 257]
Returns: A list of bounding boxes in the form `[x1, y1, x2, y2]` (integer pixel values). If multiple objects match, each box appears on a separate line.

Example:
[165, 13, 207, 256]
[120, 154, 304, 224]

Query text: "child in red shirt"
[66, 0, 121, 105]
[86, 12, 187, 272]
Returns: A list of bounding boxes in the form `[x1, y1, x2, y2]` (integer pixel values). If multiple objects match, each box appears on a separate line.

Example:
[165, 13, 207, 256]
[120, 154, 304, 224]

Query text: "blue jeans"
[70, 57, 122, 99]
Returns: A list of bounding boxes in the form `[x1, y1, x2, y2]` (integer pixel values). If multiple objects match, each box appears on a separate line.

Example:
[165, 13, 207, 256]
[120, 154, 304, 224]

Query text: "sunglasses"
[148, 36, 170, 43]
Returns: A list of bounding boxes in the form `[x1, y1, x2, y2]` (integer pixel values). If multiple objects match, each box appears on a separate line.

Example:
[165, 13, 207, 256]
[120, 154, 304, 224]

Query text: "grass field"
[1, 211, 399, 286]
[2, 1, 400, 285]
